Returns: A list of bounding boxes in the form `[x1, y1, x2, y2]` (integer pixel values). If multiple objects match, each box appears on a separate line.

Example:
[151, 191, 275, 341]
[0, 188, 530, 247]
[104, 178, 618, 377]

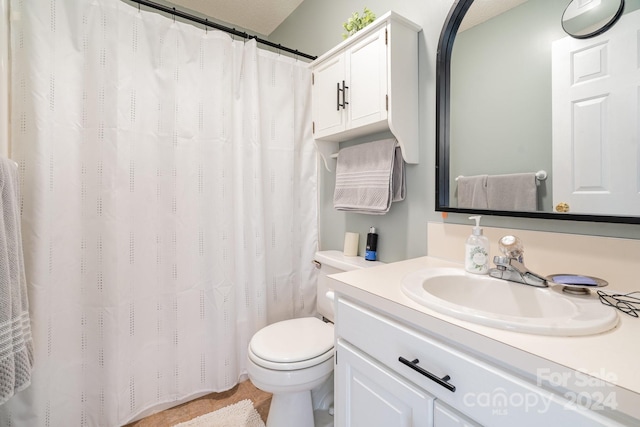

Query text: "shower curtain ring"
[172, 7, 176, 22]
[204, 18, 208, 34]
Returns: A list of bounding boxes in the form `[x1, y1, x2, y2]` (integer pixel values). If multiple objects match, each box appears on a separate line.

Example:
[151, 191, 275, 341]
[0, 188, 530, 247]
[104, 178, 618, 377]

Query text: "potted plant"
[342, 8, 376, 39]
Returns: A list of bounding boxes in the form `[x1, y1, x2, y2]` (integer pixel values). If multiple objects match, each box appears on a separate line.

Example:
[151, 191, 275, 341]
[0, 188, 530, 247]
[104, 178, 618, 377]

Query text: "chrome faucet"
[488, 236, 548, 288]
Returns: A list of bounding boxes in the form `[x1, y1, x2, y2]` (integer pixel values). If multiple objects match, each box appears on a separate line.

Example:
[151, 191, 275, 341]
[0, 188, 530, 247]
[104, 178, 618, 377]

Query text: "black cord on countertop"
[597, 290, 640, 318]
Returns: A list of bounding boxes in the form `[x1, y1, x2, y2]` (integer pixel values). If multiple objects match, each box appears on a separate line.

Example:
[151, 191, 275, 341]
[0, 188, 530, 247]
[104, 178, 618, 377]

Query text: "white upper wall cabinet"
[313, 28, 387, 137]
[310, 12, 421, 170]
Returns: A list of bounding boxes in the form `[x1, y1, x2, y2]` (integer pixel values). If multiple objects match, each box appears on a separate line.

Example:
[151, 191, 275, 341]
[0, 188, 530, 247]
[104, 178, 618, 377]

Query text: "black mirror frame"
[435, 0, 640, 224]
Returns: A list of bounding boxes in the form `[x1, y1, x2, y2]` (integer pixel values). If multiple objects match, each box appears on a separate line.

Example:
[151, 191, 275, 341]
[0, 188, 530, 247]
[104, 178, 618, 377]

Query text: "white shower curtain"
[1, 0, 317, 425]
[0, 0, 8, 156]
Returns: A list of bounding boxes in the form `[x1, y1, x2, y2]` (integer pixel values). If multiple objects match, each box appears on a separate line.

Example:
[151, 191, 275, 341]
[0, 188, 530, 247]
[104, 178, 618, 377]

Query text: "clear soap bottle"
[465, 216, 490, 274]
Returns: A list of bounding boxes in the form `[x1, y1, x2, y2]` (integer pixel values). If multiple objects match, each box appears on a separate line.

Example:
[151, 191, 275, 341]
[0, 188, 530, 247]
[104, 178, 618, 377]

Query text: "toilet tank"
[314, 250, 384, 322]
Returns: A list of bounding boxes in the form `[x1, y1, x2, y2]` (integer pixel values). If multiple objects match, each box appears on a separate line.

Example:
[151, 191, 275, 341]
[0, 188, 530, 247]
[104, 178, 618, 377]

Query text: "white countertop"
[329, 256, 640, 422]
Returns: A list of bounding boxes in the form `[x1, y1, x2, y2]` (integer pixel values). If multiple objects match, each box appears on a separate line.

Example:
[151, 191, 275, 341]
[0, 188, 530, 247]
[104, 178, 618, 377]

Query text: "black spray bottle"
[365, 226, 378, 261]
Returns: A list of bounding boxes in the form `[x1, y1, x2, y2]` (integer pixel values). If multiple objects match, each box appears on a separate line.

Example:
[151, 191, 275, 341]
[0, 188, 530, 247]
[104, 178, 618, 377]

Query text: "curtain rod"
[128, 0, 317, 61]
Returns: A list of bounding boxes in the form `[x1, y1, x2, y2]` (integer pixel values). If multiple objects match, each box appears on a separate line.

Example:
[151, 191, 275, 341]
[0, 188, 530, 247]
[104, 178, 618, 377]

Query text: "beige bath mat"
[173, 399, 265, 427]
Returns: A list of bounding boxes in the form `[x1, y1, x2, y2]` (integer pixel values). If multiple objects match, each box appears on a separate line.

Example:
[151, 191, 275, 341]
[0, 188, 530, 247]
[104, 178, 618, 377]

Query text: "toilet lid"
[249, 317, 334, 364]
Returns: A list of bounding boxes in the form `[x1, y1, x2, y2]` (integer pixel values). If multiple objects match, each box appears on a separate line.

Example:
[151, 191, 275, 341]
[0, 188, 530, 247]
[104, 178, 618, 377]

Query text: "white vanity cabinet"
[334, 296, 624, 427]
[310, 12, 420, 167]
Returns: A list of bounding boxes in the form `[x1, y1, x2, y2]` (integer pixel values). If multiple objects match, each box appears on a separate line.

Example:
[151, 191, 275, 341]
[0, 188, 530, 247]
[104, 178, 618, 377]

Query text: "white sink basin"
[401, 268, 618, 336]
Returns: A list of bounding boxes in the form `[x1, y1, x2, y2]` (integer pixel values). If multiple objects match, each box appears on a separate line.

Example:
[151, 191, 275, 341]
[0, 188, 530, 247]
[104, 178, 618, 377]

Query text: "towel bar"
[330, 142, 400, 159]
[455, 170, 547, 182]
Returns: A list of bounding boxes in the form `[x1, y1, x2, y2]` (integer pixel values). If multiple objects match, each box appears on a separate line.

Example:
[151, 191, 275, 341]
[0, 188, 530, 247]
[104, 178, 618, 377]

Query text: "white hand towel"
[486, 172, 537, 211]
[457, 175, 488, 209]
[0, 158, 34, 405]
[333, 139, 404, 215]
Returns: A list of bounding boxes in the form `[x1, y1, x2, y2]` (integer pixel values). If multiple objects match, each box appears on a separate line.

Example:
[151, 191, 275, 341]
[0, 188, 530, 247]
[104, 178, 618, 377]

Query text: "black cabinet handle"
[342, 80, 349, 107]
[337, 80, 349, 110]
[398, 357, 456, 392]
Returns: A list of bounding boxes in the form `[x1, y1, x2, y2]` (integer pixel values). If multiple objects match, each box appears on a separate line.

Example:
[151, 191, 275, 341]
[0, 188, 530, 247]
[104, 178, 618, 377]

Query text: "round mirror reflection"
[562, 0, 625, 38]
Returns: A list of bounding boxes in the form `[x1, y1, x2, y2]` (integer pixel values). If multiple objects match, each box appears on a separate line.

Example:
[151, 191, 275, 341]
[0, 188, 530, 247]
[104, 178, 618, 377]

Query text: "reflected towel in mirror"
[486, 172, 537, 211]
[457, 175, 488, 209]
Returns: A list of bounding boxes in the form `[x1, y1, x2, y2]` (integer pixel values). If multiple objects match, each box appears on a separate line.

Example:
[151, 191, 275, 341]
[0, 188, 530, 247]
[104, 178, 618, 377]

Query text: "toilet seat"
[249, 317, 334, 371]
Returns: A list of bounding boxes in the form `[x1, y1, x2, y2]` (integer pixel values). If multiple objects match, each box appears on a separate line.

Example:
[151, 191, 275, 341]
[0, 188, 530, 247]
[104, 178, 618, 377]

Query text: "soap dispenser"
[465, 216, 490, 274]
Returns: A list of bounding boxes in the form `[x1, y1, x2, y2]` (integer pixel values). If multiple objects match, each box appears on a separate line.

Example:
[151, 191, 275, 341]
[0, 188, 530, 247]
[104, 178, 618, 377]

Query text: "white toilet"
[247, 250, 382, 427]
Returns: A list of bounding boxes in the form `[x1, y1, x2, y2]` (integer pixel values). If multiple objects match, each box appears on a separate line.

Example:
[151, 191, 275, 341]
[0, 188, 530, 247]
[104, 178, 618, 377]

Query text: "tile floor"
[124, 380, 271, 427]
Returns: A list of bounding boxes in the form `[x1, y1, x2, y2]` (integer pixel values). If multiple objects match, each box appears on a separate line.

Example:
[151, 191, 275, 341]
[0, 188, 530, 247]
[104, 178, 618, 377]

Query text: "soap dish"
[546, 274, 608, 295]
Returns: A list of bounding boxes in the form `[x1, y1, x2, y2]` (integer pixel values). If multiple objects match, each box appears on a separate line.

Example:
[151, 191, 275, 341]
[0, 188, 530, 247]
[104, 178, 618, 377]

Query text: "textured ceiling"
[460, 0, 530, 31]
[167, 0, 304, 35]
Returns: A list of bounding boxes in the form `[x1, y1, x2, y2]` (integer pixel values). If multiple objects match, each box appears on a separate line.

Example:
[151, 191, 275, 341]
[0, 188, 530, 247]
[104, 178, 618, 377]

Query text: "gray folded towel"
[391, 145, 405, 203]
[333, 139, 405, 215]
[486, 172, 537, 211]
[457, 175, 488, 209]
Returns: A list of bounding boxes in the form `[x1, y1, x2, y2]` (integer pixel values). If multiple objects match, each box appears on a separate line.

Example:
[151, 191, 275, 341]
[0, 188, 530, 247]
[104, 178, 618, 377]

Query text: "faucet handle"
[498, 235, 524, 259]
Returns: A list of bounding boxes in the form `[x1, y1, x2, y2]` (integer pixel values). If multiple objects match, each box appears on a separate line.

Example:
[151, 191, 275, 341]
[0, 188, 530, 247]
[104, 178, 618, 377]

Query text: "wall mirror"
[562, 0, 625, 38]
[436, 0, 640, 224]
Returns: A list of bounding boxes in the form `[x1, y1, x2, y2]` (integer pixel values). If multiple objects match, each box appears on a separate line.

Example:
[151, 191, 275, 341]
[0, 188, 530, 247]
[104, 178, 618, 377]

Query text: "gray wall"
[269, 0, 640, 263]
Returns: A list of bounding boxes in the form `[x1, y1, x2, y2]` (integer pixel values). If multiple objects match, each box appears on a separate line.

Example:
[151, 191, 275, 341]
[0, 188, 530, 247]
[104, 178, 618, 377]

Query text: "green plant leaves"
[342, 7, 376, 39]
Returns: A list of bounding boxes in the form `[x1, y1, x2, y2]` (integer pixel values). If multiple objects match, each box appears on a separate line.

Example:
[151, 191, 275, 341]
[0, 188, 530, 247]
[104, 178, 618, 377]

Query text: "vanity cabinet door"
[335, 339, 434, 427]
[434, 401, 481, 427]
